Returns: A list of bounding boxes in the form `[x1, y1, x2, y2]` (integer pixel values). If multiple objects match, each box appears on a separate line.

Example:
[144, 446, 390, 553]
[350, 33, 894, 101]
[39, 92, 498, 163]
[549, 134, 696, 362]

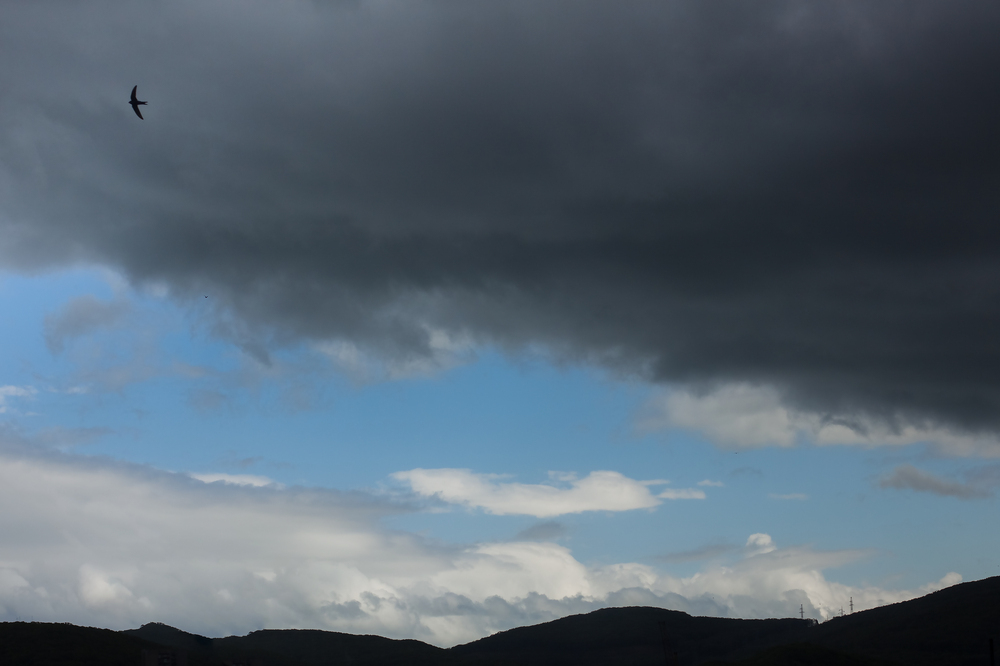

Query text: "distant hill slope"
[3, 575, 998, 666]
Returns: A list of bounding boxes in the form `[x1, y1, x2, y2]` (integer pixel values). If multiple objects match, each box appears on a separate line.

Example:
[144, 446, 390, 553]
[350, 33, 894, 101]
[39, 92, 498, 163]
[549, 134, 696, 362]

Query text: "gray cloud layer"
[44, 296, 130, 354]
[878, 463, 1000, 499]
[3, 2, 1000, 432]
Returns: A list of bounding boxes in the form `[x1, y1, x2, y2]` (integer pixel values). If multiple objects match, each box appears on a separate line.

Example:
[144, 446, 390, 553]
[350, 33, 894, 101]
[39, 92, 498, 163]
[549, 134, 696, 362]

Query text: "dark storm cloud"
[3, 1, 1000, 433]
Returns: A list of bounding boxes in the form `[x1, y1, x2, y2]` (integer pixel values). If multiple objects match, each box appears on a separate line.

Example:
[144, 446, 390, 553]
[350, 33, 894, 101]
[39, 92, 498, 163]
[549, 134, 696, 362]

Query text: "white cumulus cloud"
[641, 384, 799, 448]
[392, 468, 703, 518]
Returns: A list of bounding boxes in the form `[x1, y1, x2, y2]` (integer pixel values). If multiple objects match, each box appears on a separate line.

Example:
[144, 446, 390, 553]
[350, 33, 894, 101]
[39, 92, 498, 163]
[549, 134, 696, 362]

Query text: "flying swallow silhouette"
[129, 85, 147, 120]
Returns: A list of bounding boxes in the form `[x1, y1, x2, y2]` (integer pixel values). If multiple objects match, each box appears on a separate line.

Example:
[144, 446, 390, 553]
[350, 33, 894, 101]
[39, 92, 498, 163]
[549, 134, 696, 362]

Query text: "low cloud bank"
[0, 443, 959, 646]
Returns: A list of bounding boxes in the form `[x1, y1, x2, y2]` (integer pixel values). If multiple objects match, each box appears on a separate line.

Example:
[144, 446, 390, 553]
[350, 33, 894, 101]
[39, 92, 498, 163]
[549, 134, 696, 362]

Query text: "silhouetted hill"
[126, 621, 448, 666]
[215, 629, 446, 666]
[450, 607, 812, 665]
[3, 575, 998, 665]
[124, 621, 215, 654]
[0, 621, 168, 666]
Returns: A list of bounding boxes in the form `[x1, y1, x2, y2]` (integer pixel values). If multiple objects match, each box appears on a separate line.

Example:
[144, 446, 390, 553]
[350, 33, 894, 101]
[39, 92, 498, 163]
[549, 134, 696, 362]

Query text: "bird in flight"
[129, 85, 147, 120]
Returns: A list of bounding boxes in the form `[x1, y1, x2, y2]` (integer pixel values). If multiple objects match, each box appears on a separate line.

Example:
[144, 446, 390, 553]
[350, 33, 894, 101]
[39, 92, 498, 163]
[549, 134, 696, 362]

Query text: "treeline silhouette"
[2, 575, 997, 665]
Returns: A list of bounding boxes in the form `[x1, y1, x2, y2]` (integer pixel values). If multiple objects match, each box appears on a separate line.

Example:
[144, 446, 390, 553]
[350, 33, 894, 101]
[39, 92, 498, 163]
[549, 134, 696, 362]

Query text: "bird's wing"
[131, 85, 138, 103]
[132, 104, 143, 120]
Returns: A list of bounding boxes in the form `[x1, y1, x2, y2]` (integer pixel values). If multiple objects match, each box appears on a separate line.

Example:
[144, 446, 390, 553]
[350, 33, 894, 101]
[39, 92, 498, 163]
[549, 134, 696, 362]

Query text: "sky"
[0, 0, 999, 647]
